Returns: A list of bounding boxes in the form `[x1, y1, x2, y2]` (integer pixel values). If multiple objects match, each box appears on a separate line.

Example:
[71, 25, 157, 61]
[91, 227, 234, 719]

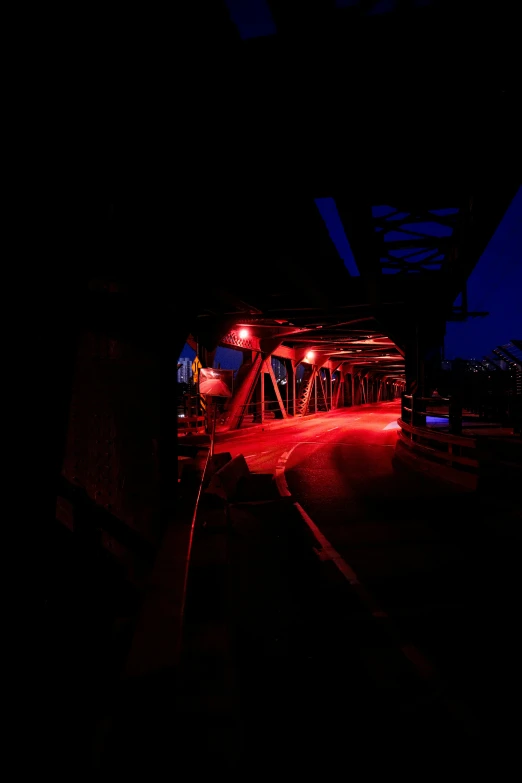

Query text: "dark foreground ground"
[32, 403, 522, 776]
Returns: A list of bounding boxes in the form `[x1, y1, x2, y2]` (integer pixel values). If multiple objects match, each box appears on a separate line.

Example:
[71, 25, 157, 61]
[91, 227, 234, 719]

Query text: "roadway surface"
[209, 401, 521, 766]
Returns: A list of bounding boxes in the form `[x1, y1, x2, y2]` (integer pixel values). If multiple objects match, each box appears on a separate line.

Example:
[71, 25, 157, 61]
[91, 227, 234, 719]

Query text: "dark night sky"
[180, 342, 243, 372]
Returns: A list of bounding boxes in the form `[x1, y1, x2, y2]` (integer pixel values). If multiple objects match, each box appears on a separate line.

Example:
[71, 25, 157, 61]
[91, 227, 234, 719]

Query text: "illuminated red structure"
[28, 1, 520, 774]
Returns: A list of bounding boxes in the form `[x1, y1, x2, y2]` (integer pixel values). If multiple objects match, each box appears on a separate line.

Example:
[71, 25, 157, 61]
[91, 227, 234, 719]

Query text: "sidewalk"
[173, 479, 484, 773]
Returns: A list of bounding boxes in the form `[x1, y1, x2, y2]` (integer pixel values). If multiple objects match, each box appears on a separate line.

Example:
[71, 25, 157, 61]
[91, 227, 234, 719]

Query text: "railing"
[225, 399, 289, 427]
[177, 414, 206, 433]
[397, 417, 479, 475]
[398, 393, 479, 480]
[404, 388, 522, 432]
[402, 393, 463, 434]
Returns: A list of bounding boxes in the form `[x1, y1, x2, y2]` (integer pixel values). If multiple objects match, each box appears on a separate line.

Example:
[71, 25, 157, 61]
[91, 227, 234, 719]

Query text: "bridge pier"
[400, 319, 445, 426]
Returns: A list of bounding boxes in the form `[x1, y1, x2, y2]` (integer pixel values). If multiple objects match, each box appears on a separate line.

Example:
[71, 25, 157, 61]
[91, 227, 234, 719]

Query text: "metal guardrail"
[403, 390, 522, 434]
[234, 399, 288, 422]
[400, 393, 480, 472]
[402, 393, 463, 433]
[397, 417, 479, 471]
[177, 414, 206, 433]
[397, 413, 522, 495]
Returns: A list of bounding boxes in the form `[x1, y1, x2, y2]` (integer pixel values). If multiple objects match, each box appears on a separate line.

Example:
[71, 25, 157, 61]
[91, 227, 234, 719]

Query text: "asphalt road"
[214, 401, 522, 749]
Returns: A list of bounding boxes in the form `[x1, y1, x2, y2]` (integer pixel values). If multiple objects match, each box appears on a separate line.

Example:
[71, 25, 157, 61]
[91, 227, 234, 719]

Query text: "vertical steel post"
[260, 364, 265, 424]
[210, 401, 217, 456]
[286, 361, 289, 414]
[292, 363, 296, 416]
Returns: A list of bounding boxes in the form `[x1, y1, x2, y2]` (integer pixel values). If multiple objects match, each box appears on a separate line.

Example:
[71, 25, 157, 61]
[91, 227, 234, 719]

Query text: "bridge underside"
[182, 177, 518, 427]
[72, 1, 519, 336]
[23, 3, 522, 772]
[77, 5, 518, 428]
[187, 318, 405, 427]
[32, 0, 520, 497]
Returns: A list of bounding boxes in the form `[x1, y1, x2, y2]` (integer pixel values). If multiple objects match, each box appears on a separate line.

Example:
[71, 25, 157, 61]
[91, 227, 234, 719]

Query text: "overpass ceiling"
[197, 184, 518, 325]
[193, 182, 516, 376]
[87, 0, 520, 378]
[184, 2, 519, 325]
[213, 314, 406, 375]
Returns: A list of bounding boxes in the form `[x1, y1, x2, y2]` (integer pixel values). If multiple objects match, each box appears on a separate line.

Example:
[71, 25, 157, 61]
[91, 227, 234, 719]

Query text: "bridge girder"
[72, 0, 519, 397]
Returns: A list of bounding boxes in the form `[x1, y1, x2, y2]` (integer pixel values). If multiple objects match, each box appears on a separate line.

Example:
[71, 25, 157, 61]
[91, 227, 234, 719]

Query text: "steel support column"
[291, 361, 297, 416]
[403, 321, 444, 426]
[264, 357, 288, 419]
[260, 364, 265, 424]
[225, 352, 264, 429]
